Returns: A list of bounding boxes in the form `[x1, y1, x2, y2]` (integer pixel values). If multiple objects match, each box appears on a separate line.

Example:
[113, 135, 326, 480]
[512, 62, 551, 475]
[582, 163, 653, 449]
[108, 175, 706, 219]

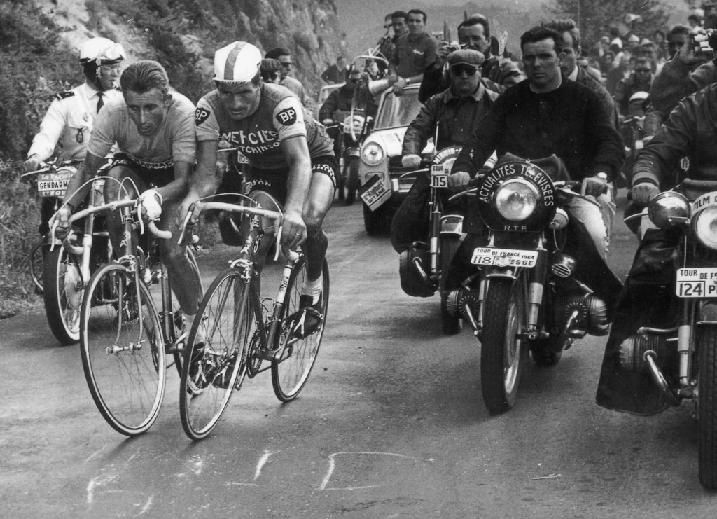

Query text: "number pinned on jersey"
[276, 107, 297, 126]
[195, 107, 211, 125]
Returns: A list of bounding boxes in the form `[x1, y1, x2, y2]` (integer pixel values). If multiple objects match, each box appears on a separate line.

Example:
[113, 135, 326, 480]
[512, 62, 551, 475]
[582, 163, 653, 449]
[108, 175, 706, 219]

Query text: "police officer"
[24, 37, 125, 172]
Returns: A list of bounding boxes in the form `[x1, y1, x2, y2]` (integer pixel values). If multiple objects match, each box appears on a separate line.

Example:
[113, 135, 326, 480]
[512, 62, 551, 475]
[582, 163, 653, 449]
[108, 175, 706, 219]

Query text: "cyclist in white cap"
[188, 40, 336, 336]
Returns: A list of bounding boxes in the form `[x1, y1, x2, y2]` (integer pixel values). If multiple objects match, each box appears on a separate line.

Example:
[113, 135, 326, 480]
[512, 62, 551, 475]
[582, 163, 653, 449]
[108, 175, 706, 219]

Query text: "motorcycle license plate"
[37, 171, 73, 198]
[676, 268, 717, 298]
[360, 175, 391, 210]
[431, 164, 448, 188]
[471, 247, 538, 268]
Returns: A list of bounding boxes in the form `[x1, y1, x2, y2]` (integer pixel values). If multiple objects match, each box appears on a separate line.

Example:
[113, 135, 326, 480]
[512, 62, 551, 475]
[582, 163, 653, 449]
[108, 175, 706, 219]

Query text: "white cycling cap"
[80, 37, 125, 64]
[214, 41, 262, 83]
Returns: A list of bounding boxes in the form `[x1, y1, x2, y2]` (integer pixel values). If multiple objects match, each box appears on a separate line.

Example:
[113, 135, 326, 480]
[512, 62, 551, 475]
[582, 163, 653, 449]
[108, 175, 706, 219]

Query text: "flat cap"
[448, 49, 485, 67]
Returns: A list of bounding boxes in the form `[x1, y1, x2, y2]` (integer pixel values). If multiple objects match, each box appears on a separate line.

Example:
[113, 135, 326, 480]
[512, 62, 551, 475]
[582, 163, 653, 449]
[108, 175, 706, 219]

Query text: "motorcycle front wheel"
[43, 246, 82, 344]
[698, 327, 717, 489]
[479, 278, 527, 415]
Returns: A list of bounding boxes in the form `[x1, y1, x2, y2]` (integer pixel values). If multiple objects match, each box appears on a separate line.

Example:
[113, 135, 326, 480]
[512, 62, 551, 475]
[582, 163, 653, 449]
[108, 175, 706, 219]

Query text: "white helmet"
[214, 41, 262, 83]
[79, 37, 125, 65]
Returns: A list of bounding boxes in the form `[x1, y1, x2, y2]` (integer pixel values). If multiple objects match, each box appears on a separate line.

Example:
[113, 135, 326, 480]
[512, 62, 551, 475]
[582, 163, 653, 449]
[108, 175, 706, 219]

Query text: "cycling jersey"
[195, 83, 333, 170]
[87, 90, 196, 166]
[27, 83, 122, 162]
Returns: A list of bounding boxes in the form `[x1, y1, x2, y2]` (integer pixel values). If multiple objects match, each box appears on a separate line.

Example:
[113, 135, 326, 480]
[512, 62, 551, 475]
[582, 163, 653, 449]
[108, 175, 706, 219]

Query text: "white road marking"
[86, 473, 118, 504]
[137, 494, 154, 516]
[254, 449, 277, 481]
[319, 451, 430, 491]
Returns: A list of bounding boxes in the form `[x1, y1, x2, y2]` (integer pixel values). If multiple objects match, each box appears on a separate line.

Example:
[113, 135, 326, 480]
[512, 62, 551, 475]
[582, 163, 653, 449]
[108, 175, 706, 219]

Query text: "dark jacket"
[402, 84, 498, 156]
[452, 79, 625, 181]
[634, 83, 717, 188]
[614, 74, 652, 116]
[318, 84, 378, 122]
[574, 66, 619, 127]
[649, 58, 714, 122]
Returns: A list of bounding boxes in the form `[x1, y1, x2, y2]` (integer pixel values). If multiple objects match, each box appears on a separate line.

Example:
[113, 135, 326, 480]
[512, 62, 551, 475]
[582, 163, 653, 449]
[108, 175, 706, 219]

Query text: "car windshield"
[374, 88, 422, 130]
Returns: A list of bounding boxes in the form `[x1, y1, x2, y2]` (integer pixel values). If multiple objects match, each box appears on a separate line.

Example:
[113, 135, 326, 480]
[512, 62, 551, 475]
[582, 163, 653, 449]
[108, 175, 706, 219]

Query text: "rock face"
[33, 0, 341, 100]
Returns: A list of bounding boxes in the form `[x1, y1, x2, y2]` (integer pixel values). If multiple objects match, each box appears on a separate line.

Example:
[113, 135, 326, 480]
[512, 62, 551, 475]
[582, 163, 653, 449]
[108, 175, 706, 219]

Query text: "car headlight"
[648, 191, 690, 229]
[692, 205, 717, 249]
[361, 142, 384, 166]
[495, 179, 539, 221]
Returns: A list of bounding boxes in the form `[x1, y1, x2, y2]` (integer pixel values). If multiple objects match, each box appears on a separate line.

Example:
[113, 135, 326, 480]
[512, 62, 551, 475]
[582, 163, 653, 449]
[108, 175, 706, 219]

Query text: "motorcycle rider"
[319, 65, 378, 203]
[597, 80, 717, 415]
[614, 56, 654, 117]
[391, 49, 498, 253]
[24, 37, 124, 234]
[54, 60, 203, 325]
[450, 25, 624, 318]
[188, 41, 336, 336]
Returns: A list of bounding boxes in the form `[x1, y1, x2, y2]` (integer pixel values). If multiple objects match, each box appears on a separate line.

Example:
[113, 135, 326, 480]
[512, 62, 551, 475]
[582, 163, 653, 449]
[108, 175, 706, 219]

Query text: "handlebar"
[65, 197, 171, 240]
[178, 200, 284, 246]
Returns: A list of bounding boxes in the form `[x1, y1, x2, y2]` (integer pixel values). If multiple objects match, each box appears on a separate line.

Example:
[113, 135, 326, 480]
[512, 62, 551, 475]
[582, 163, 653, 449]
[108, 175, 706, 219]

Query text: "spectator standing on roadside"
[606, 53, 630, 96]
[388, 8, 437, 95]
[321, 56, 348, 84]
[260, 58, 281, 83]
[266, 47, 314, 111]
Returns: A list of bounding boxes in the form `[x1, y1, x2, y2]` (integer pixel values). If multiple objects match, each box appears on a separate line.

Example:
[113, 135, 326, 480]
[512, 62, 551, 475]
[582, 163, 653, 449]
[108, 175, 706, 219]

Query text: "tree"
[551, 0, 670, 51]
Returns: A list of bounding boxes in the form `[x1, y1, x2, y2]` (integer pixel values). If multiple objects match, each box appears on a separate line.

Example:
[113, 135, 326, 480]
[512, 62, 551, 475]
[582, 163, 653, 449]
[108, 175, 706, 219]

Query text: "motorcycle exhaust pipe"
[643, 350, 680, 406]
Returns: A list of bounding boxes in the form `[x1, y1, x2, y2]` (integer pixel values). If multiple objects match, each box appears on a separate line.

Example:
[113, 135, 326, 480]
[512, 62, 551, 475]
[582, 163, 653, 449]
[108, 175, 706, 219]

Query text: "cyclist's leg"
[103, 162, 146, 255]
[302, 156, 335, 283]
[158, 198, 202, 316]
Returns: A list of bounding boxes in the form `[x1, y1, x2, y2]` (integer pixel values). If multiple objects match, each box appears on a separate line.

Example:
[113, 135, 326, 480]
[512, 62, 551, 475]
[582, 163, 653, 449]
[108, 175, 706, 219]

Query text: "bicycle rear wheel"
[80, 263, 166, 436]
[272, 258, 329, 402]
[180, 268, 262, 440]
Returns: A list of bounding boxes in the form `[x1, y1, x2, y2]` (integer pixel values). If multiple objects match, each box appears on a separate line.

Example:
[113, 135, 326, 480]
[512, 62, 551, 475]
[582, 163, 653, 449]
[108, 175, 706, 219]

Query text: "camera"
[690, 28, 717, 57]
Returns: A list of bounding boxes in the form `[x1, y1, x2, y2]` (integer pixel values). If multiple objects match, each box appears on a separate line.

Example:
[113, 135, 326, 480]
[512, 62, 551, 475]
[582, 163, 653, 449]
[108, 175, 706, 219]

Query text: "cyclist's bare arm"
[157, 160, 193, 203]
[62, 151, 104, 208]
[188, 140, 219, 200]
[280, 136, 312, 248]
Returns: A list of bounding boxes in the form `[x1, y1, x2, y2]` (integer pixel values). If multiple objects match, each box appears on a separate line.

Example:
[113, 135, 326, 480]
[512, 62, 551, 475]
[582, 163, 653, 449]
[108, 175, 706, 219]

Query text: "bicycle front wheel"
[272, 258, 329, 402]
[180, 268, 262, 440]
[43, 246, 82, 344]
[80, 263, 166, 436]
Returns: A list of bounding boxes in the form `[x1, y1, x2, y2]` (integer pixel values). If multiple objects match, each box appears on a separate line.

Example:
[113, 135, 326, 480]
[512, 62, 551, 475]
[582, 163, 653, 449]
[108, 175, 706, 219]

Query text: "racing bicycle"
[178, 191, 329, 440]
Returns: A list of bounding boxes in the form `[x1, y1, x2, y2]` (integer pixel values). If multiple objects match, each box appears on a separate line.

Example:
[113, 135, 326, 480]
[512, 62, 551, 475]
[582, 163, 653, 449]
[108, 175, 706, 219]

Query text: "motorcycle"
[328, 109, 373, 205]
[22, 160, 112, 344]
[439, 155, 611, 415]
[601, 178, 717, 489]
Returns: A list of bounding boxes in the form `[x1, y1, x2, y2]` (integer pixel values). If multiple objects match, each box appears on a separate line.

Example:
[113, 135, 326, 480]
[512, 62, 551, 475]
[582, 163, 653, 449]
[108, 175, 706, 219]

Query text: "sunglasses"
[451, 64, 477, 76]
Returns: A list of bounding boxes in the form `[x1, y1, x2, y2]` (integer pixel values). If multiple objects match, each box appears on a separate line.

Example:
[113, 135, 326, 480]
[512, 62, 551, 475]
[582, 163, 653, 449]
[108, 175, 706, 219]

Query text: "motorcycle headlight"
[361, 142, 384, 166]
[495, 179, 539, 221]
[648, 191, 690, 229]
[692, 205, 717, 249]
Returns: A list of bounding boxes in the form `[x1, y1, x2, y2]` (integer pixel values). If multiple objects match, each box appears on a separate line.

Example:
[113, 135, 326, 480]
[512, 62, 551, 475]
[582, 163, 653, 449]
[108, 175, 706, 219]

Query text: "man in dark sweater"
[450, 25, 624, 316]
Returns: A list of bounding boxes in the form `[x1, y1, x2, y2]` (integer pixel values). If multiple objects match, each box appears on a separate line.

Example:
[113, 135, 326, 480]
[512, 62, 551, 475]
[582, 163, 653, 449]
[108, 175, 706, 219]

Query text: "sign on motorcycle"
[37, 171, 73, 198]
[676, 267, 717, 298]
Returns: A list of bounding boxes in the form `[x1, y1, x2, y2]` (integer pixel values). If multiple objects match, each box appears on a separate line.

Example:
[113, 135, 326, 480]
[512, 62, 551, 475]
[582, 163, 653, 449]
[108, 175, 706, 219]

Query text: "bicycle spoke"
[81, 264, 165, 436]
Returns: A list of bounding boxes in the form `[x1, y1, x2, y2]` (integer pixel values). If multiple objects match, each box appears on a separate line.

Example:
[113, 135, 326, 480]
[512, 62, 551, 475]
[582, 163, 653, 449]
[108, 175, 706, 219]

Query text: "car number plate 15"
[470, 247, 538, 268]
[431, 164, 448, 188]
[37, 171, 73, 198]
[676, 268, 717, 298]
[360, 174, 391, 210]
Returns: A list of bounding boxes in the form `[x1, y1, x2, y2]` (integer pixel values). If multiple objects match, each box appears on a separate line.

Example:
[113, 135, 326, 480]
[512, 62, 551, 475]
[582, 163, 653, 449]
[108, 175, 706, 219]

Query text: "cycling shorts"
[243, 155, 337, 204]
[109, 153, 174, 190]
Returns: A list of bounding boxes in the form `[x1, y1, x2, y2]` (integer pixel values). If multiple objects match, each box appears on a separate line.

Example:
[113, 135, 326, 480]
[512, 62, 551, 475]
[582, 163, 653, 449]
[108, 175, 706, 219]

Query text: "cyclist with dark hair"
[55, 60, 203, 325]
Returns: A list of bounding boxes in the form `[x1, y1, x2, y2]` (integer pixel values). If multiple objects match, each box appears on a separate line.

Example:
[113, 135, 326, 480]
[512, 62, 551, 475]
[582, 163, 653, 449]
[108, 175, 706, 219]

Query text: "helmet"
[214, 41, 262, 83]
[79, 37, 125, 65]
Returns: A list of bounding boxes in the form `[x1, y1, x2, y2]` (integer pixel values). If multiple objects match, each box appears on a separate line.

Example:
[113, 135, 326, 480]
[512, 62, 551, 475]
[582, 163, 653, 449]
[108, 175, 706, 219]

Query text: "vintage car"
[358, 83, 427, 234]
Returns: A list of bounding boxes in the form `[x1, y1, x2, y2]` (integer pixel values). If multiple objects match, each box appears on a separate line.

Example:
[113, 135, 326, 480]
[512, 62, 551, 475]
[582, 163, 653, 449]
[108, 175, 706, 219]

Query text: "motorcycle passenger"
[24, 37, 124, 234]
[450, 25, 624, 318]
[597, 81, 717, 414]
[55, 60, 203, 324]
[187, 41, 336, 336]
[391, 49, 498, 253]
[419, 14, 522, 102]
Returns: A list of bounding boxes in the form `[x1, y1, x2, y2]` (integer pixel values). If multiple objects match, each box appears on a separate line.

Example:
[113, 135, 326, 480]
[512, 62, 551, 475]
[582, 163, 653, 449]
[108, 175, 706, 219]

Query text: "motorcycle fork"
[428, 187, 441, 282]
[525, 249, 548, 339]
[677, 299, 695, 388]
